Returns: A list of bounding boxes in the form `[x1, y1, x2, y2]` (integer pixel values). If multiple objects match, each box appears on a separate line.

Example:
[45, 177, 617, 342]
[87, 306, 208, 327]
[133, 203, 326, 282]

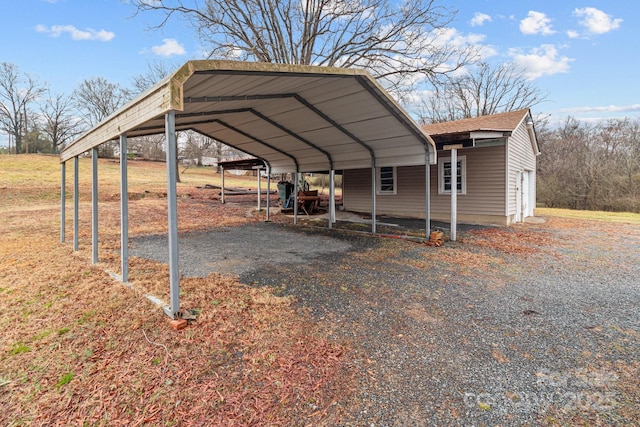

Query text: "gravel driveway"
[132, 217, 640, 425]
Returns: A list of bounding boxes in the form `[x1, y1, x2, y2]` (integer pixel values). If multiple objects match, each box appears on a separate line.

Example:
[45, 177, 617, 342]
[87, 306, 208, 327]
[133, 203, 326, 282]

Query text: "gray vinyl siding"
[432, 145, 506, 217]
[343, 145, 506, 220]
[506, 122, 537, 216]
[343, 166, 427, 216]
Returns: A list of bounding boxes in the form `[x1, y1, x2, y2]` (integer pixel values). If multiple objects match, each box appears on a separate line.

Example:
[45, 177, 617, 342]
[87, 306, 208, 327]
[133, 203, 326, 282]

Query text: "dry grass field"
[0, 155, 349, 426]
[1, 154, 639, 426]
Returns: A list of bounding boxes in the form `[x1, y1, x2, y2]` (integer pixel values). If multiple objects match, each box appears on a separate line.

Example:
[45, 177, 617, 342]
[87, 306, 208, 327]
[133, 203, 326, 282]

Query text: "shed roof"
[422, 108, 531, 136]
[217, 158, 266, 170]
[61, 60, 436, 173]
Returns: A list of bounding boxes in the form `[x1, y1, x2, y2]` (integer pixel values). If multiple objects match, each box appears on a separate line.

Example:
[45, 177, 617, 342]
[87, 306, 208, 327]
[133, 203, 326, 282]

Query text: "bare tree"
[126, 61, 185, 179]
[0, 62, 46, 154]
[128, 59, 177, 97]
[182, 131, 216, 166]
[40, 91, 83, 153]
[74, 77, 128, 127]
[129, 134, 167, 161]
[132, 0, 477, 93]
[537, 116, 640, 213]
[74, 77, 128, 157]
[419, 62, 546, 123]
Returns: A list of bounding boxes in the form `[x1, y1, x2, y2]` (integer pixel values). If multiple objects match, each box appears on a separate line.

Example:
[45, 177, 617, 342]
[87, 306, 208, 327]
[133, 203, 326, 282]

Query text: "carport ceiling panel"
[185, 73, 337, 100]
[295, 127, 369, 150]
[191, 121, 308, 170]
[310, 90, 392, 124]
[295, 77, 367, 102]
[333, 158, 372, 170]
[193, 123, 277, 155]
[221, 115, 293, 141]
[366, 134, 431, 153]
[375, 144, 427, 160]
[263, 142, 329, 170]
[265, 107, 337, 134]
[280, 144, 328, 160]
[297, 160, 333, 173]
[183, 73, 297, 98]
[343, 116, 416, 141]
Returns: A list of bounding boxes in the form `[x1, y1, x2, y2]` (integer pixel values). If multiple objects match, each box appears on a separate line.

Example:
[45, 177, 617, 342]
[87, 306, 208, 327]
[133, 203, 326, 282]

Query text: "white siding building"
[343, 109, 540, 226]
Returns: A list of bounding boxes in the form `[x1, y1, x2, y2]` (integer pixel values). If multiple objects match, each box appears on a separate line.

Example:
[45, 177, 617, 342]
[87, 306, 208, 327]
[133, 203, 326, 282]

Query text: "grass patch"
[55, 372, 74, 388]
[9, 343, 30, 355]
[536, 207, 640, 224]
[31, 330, 53, 341]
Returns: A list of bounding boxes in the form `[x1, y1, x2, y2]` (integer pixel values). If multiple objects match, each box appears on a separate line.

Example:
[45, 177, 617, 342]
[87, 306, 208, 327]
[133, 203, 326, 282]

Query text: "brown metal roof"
[422, 108, 531, 136]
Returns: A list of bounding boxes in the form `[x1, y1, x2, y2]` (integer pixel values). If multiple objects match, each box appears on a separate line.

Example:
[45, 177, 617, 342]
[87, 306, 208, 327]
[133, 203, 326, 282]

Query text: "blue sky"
[0, 0, 637, 147]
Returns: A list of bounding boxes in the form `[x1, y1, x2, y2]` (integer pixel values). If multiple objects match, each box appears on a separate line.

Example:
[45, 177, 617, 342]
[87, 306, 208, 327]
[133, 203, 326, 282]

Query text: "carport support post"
[450, 148, 458, 241]
[60, 161, 65, 243]
[329, 170, 335, 229]
[165, 111, 180, 318]
[425, 160, 431, 238]
[220, 166, 225, 204]
[73, 156, 79, 251]
[120, 134, 129, 282]
[265, 166, 271, 221]
[371, 166, 377, 234]
[257, 168, 261, 211]
[293, 172, 298, 225]
[91, 148, 99, 264]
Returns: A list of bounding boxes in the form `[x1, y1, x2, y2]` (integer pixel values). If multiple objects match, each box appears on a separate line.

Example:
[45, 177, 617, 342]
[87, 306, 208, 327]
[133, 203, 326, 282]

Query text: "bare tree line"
[0, 61, 244, 166]
[1, 0, 638, 213]
[537, 116, 640, 213]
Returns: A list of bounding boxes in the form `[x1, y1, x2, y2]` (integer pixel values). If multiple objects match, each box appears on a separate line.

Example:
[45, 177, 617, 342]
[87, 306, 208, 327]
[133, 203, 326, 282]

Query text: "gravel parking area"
[132, 216, 640, 425]
[131, 222, 352, 277]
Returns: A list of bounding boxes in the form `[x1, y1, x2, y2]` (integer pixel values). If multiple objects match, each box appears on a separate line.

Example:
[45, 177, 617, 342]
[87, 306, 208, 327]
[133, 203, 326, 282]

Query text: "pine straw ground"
[2, 155, 640, 426]
[0, 155, 350, 426]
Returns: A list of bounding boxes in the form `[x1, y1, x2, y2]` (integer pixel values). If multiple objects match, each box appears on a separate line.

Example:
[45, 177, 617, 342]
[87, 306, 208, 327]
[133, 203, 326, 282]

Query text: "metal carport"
[59, 60, 436, 318]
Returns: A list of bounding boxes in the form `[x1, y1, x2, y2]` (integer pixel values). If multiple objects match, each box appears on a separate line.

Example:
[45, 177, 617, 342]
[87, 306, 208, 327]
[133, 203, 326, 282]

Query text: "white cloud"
[151, 38, 186, 57]
[36, 24, 115, 41]
[429, 27, 497, 62]
[470, 13, 492, 27]
[559, 104, 640, 114]
[520, 11, 555, 36]
[566, 30, 580, 39]
[574, 7, 622, 35]
[509, 44, 572, 79]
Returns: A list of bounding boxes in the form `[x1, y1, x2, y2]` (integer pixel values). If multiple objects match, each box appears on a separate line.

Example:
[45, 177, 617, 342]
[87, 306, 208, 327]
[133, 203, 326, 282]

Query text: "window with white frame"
[438, 156, 466, 195]
[377, 166, 396, 194]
